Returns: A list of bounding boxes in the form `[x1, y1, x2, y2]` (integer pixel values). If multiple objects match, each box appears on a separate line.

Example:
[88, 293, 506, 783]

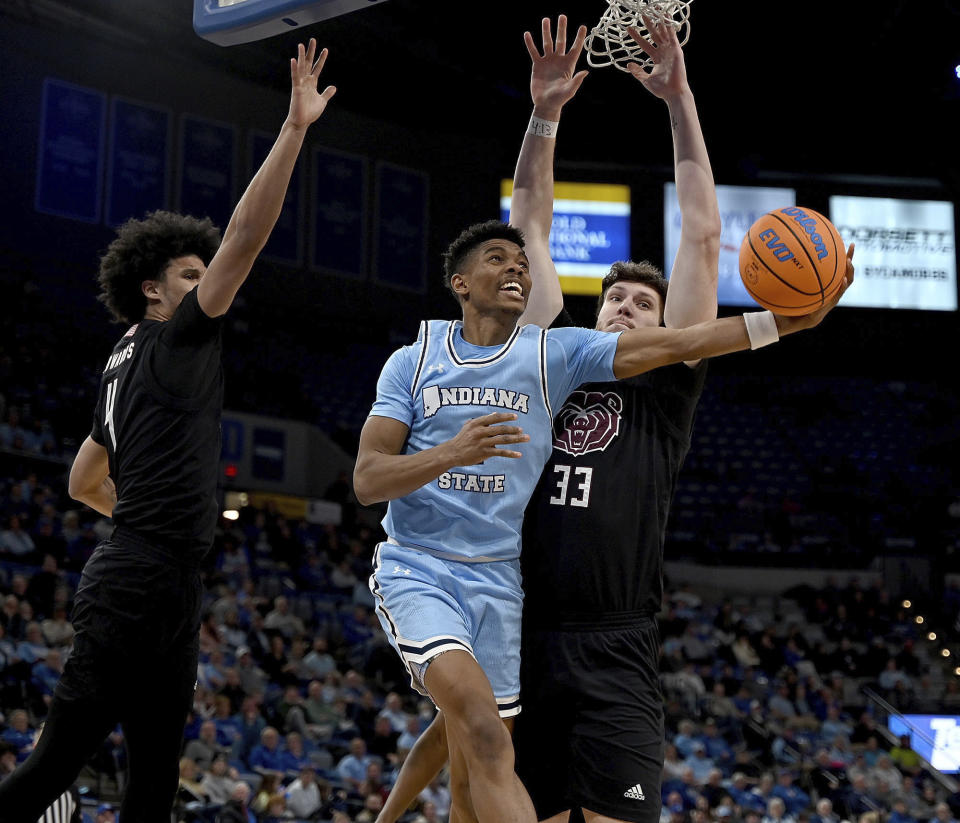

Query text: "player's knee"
[459, 710, 512, 768]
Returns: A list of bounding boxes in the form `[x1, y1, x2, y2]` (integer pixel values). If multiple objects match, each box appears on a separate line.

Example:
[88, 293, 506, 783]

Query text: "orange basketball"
[739, 206, 847, 316]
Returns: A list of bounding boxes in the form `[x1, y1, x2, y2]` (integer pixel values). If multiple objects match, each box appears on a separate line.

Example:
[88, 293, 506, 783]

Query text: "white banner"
[829, 196, 957, 310]
[664, 183, 796, 307]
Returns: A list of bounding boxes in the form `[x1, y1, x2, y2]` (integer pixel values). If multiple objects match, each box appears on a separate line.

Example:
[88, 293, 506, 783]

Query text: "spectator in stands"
[768, 683, 799, 724]
[752, 773, 776, 810]
[396, 715, 422, 754]
[870, 753, 903, 792]
[216, 781, 253, 823]
[30, 648, 62, 706]
[17, 622, 49, 665]
[184, 719, 221, 771]
[39, 605, 73, 648]
[285, 765, 322, 819]
[675, 719, 701, 758]
[763, 797, 796, 823]
[700, 768, 727, 807]
[282, 731, 311, 772]
[820, 705, 852, 743]
[368, 714, 400, 763]
[880, 659, 913, 692]
[891, 734, 923, 777]
[336, 736, 373, 790]
[702, 718, 734, 774]
[412, 799, 441, 823]
[664, 743, 687, 782]
[841, 774, 876, 818]
[235, 646, 267, 697]
[827, 735, 855, 767]
[252, 773, 281, 816]
[245, 612, 271, 662]
[419, 774, 451, 820]
[378, 692, 409, 734]
[2, 710, 34, 762]
[889, 799, 919, 823]
[685, 741, 716, 785]
[932, 802, 959, 823]
[303, 635, 336, 679]
[264, 596, 305, 639]
[861, 735, 883, 767]
[248, 726, 285, 773]
[0, 595, 24, 639]
[355, 792, 385, 823]
[178, 756, 208, 804]
[200, 755, 238, 805]
[771, 727, 804, 767]
[811, 798, 840, 823]
[95, 803, 116, 823]
[0, 516, 35, 558]
[772, 771, 810, 817]
[704, 682, 741, 726]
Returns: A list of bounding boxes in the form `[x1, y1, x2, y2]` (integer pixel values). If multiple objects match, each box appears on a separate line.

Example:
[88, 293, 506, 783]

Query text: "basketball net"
[585, 0, 693, 73]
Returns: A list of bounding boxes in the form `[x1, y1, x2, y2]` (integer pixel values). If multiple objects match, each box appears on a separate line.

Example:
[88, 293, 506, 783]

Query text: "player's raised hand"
[447, 412, 530, 465]
[524, 15, 589, 118]
[775, 243, 856, 334]
[288, 38, 336, 129]
[625, 15, 689, 100]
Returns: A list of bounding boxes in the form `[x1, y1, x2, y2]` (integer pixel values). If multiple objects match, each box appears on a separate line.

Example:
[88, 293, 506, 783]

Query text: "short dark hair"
[441, 220, 525, 300]
[96, 210, 221, 324]
[596, 260, 668, 319]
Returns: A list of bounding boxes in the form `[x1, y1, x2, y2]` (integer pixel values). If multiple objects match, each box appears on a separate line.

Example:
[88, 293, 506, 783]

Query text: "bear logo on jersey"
[552, 391, 623, 456]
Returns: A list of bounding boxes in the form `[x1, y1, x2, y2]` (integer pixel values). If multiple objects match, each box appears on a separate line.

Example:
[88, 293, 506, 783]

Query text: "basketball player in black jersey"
[513, 19, 717, 823]
[0, 40, 336, 823]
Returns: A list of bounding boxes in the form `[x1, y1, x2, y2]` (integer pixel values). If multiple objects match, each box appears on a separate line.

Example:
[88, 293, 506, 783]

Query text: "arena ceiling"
[5, 0, 960, 189]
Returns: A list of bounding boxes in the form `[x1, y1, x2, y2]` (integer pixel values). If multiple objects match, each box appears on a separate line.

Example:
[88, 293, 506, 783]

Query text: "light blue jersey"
[367, 318, 620, 709]
[370, 319, 620, 562]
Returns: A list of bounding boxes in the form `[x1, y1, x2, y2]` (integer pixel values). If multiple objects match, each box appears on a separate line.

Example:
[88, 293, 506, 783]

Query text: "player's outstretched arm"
[197, 39, 336, 318]
[612, 246, 854, 378]
[627, 17, 719, 331]
[353, 413, 531, 506]
[68, 436, 117, 517]
[513, 15, 588, 329]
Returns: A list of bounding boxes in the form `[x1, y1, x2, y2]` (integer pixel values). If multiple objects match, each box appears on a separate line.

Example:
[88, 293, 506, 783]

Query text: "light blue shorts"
[369, 540, 522, 717]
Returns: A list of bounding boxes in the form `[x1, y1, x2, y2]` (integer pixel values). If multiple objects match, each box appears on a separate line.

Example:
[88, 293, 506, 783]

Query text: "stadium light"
[928, 632, 938, 641]
[902, 599, 912, 608]
[915, 615, 925, 624]
[942, 649, 951, 658]
[223, 509, 240, 521]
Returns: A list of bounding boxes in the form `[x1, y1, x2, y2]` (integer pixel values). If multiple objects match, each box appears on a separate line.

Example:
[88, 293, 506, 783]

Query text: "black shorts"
[56, 527, 203, 713]
[515, 616, 663, 823]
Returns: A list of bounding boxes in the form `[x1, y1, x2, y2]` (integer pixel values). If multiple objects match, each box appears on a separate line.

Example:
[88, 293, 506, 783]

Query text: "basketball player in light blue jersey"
[353, 19, 852, 823]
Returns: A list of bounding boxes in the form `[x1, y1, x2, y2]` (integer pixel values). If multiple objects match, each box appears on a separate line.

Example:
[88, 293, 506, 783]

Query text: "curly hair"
[596, 260, 669, 321]
[96, 211, 221, 324]
[441, 220, 525, 301]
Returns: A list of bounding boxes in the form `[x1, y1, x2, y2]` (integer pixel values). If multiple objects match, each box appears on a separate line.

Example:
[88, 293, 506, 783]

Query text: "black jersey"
[521, 361, 706, 624]
[90, 288, 224, 560]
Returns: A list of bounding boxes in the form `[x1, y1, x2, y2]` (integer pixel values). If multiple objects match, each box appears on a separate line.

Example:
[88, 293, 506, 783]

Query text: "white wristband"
[528, 115, 559, 138]
[743, 311, 779, 349]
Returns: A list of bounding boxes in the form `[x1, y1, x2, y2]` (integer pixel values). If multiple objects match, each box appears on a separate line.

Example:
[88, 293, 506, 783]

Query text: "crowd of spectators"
[1, 461, 960, 823]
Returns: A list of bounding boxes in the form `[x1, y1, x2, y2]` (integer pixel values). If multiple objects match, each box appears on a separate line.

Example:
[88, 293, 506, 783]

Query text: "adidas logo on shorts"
[624, 784, 645, 800]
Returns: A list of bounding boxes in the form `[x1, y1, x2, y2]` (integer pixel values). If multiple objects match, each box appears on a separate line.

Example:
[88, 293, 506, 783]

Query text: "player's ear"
[450, 272, 469, 299]
[142, 279, 160, 299]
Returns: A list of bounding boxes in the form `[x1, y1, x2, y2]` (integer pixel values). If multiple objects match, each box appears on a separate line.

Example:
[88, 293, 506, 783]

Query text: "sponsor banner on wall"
[829, 196, 957, 310]
[501, 180, 630, 296]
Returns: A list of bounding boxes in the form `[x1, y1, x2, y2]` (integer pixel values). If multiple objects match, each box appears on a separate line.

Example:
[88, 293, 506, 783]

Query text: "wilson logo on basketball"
[553, 391, 623, 456]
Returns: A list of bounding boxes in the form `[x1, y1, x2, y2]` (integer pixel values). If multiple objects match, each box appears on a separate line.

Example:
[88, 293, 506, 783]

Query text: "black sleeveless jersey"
[521, 361, 706, 625]
[90, 288, 224, 560]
